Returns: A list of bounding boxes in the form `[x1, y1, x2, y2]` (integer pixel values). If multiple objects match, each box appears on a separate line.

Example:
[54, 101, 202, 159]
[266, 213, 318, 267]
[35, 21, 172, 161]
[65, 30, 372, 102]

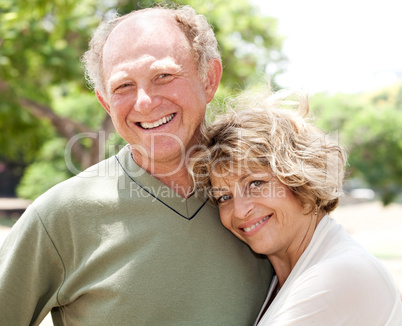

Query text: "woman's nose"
[233, 196, 253, 220]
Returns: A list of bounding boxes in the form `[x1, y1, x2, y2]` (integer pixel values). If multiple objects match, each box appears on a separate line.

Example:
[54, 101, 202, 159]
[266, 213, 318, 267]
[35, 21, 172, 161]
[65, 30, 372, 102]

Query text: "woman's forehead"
[210, 165, 272, 185]
[211, 160, 271, 177]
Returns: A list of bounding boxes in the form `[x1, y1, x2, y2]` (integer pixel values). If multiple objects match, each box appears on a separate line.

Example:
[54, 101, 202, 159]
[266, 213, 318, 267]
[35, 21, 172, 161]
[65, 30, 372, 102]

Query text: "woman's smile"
[240, 214, 273, 234]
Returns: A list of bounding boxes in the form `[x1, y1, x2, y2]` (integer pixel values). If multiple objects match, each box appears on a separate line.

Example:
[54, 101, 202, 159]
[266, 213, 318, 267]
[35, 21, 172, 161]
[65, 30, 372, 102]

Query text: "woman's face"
[210, 168, 314, 262]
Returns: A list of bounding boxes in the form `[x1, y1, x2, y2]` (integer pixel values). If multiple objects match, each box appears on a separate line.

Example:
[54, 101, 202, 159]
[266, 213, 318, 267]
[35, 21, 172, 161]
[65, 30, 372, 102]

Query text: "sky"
[254, 0, 402, 94]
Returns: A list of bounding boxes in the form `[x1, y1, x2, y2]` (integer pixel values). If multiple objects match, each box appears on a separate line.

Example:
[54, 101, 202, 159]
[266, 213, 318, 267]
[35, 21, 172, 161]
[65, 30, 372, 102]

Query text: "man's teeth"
[140, 113, 175, 129]
[243, 215, 271, 233]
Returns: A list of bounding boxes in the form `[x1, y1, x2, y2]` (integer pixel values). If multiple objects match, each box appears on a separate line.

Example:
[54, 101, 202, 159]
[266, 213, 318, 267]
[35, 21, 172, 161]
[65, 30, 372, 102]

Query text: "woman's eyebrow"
[210, 186, 230, 194]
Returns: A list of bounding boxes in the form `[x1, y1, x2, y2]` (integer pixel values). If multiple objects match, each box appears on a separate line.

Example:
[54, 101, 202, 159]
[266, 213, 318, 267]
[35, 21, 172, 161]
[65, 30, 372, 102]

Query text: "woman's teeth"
[140, 113, 175, 129]
[243, 215, 271, 233]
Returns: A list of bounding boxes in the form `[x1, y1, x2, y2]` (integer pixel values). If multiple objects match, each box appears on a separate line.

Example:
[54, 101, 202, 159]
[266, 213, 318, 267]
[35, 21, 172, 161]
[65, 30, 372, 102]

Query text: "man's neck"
[131, 149, 194, 198]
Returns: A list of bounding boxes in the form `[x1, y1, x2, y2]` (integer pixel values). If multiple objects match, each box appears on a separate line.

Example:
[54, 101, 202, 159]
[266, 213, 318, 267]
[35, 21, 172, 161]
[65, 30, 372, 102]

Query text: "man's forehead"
[103, 11, 191, 64]
[101, 10, 192, 86]
[106, 57, 181, 86]
[108, 10, 179, 43]
[109, 55, 180, 72]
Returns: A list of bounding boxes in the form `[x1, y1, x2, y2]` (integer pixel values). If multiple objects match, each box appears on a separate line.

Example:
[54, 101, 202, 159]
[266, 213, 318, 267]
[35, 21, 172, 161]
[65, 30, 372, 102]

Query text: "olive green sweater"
[0, 146, 272, 325]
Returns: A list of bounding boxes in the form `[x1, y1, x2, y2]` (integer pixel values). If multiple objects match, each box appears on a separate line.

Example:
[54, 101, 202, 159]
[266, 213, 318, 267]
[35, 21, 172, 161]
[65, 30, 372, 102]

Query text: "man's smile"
[138, 113, 176, 130]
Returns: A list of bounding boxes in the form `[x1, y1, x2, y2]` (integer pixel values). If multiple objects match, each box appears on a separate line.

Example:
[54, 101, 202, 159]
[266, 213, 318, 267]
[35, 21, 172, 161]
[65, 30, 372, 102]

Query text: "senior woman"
[190, 90, 402, 325]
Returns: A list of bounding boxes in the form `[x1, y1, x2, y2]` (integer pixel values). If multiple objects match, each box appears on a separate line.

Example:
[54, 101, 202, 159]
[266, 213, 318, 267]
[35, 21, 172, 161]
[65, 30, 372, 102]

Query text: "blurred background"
[1, 0, 401, 204]
[0, 0, 401, 324]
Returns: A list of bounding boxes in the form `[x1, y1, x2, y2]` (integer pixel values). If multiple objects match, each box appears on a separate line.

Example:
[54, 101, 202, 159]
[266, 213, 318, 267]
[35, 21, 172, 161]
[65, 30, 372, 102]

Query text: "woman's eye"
[217, 194, 231, 203]
[250, 180, 263, 188]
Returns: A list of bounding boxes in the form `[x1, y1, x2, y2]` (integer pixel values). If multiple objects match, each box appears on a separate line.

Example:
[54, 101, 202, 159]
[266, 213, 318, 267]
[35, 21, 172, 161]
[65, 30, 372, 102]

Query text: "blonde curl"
[189, 89, 346, 214]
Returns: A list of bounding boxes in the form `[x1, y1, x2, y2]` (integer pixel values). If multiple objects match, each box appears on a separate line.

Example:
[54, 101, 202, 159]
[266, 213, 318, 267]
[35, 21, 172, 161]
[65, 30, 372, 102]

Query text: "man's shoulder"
[32, 154, 122, 211]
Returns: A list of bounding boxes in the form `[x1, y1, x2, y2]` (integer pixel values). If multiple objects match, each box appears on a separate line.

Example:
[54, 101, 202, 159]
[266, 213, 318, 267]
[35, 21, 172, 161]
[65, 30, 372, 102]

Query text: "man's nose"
[134, 87, 160, 113]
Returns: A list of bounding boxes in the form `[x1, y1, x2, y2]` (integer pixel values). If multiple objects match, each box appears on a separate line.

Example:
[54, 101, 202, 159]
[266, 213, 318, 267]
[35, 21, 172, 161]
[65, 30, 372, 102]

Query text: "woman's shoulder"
[273, 244, 401, 325]
[264, 217, 402, 325]
[300, 228, 394, 291]
[288, 236, 400, 319]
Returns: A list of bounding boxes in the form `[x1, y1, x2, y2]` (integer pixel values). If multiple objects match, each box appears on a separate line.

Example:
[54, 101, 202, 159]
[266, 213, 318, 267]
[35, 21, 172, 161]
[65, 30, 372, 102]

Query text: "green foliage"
[0, 91, 51, 163]
[180, 0, 284, 93]
[118, 0, 284, 94]
[310, 93, 363, 132]
[311, 84, 402, 205]
[344, 87, 402, 205]
[51, 85, 105, 129]
[1, 0, 284, 199]
[191, 0, 283, 91]
[0, 0, 106, 158]
[16, 138, 74, 200]
[0, 0, 110, 198]
[16, 161, 72, 200]
[0, 0, 100, 94]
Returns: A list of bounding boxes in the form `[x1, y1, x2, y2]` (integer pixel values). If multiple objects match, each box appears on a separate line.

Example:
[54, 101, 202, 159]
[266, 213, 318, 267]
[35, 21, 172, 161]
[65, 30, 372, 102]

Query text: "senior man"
[0, 5, 272, 325]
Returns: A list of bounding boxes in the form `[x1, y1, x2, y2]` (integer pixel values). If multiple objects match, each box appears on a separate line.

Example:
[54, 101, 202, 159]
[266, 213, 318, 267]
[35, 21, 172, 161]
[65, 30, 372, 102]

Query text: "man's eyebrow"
[107, 71, 129, 90]
[150, 59, 181, 71]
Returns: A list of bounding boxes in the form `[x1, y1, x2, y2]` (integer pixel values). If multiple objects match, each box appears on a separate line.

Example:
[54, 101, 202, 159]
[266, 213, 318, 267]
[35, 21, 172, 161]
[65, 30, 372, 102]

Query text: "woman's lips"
[241, 214, 273, 233]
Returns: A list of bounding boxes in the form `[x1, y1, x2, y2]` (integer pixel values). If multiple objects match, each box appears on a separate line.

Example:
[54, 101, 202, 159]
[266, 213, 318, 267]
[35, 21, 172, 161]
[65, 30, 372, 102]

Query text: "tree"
[311, 85, 402, 205]
[0, 0, 115, 169]
[0, 0, 284, 199]
[343, 86, 402, 205]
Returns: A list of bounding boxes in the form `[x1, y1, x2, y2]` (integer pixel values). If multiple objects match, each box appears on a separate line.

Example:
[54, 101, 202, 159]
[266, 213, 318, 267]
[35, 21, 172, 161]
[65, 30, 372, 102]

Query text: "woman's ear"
[204, 59, 223, 103]
[96, 90, 111, 115]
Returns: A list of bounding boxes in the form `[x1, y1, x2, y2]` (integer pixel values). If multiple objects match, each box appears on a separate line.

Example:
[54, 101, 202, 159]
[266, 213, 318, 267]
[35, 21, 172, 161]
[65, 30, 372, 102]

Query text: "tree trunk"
[19, 97, 115, 170]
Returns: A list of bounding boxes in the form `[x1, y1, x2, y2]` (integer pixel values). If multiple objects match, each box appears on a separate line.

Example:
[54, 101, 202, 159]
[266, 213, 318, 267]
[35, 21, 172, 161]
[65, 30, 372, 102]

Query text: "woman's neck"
[268, 212, 325, 287]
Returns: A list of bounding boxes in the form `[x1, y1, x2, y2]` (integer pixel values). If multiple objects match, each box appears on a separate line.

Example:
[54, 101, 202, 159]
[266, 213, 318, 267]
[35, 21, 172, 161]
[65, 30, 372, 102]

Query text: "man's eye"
[216, 194, 231, 204]
[119, 83, 133, 89]
[114, 83, 133, 92]
[156, 73, 173, 81]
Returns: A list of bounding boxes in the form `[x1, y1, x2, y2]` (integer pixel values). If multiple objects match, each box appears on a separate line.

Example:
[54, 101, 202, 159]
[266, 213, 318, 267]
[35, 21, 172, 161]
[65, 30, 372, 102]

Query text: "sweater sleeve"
[0, 205, 65, 325]
[262, 252, 402, 326]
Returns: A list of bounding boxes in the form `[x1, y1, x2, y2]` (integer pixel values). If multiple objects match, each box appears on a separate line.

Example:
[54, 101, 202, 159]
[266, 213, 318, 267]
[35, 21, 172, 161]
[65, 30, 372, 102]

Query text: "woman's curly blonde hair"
[189, 89, 346, 214]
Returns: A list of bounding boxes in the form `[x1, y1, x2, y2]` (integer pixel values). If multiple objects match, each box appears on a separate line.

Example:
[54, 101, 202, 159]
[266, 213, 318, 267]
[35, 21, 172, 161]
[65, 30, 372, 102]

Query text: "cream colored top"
[255, 215, 402, 326]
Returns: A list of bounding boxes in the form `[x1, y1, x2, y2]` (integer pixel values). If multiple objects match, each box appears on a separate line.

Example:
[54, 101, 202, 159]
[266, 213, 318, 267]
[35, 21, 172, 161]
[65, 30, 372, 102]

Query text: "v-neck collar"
[115, 146, 209, 220]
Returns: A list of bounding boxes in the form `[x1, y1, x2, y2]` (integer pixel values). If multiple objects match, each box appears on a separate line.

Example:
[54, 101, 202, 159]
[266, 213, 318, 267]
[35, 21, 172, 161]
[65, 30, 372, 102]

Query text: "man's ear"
[96, 90, 111, 115]
[204, 59, 222, 103]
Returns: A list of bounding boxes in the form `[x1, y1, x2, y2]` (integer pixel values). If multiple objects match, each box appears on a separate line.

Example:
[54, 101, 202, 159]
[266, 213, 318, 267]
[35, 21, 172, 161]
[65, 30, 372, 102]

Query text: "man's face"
[98, 12, 218, 171]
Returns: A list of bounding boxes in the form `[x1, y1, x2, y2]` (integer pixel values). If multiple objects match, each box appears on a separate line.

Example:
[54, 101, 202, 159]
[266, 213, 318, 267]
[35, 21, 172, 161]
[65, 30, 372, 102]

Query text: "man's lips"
[240, 214, 273, 233]
[138, 113, 175, 129]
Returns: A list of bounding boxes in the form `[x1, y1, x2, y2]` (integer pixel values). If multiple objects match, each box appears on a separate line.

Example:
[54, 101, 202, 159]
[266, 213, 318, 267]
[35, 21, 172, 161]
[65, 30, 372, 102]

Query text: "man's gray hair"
[82, 5, 221, 97]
